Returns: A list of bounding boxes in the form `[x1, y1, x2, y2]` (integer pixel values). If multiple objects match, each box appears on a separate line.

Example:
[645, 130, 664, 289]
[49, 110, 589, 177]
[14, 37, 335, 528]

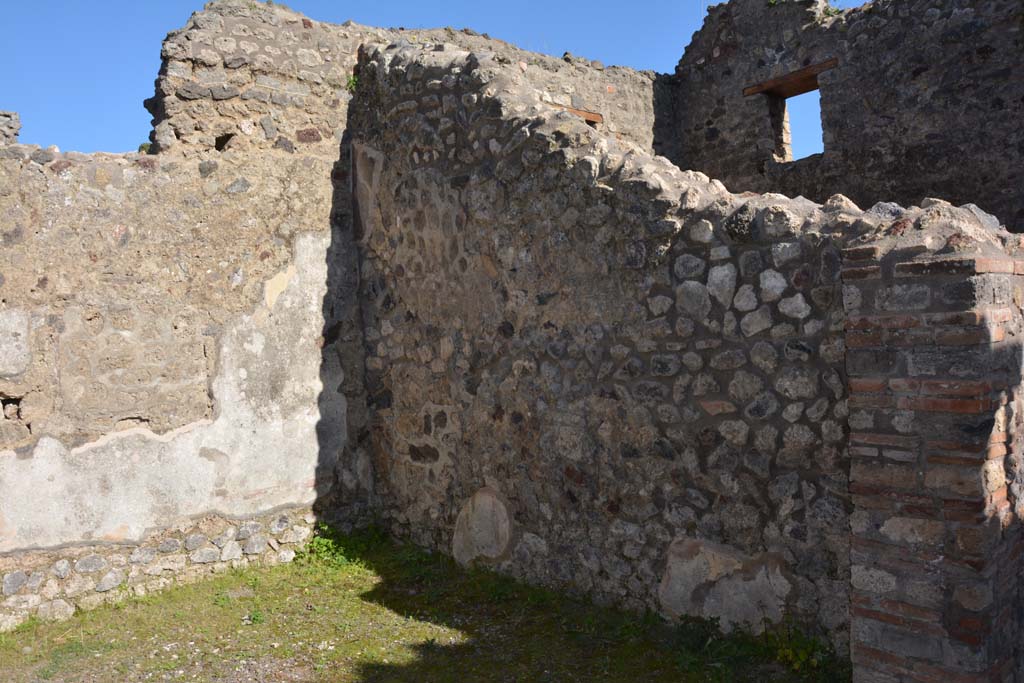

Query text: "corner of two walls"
[0, 0, 373, 631]
[350, 41, 855, 645]
[348, 37, 1024, 678]
[0, 0, 665, 633]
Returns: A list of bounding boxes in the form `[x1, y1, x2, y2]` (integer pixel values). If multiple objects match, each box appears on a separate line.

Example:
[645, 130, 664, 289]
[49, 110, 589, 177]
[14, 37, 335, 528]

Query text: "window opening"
[783, 89, 823, 160]
[744, 58, 836, 162]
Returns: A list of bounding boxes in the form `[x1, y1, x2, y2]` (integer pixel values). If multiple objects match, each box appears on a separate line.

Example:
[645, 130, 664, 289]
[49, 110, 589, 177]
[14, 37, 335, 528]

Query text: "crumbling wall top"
[142, 0, 663, 157]
[672, 0, 1024, 231]
[0, 112, 20, 145]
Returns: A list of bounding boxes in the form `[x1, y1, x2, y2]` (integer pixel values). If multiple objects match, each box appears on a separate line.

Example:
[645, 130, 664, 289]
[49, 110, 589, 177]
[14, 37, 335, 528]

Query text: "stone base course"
[0, 508, 315, 632]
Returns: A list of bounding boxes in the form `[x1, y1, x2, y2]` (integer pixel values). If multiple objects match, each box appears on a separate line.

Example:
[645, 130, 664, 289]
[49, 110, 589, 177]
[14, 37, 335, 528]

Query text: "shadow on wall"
[314, 124, 374, 528]
[652, 73, 681, 164]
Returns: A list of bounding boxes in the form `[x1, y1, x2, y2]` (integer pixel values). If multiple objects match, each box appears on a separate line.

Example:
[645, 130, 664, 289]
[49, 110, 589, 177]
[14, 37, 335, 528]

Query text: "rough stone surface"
[189, 547, 220, 564]
[2, 2, 1024, 680]
[2, 571, 27, 596]
[74, 555, 108, 575]
[220, 541, 243, 563]
[95, 569, 125, 593]
[0, 231, 357, 551]
[0, 507, 314, 632]
[672, 0, 1024, 231]
[0, 310, 30, 378]
[658, 538, 791, 632]
[350, 37, 851, 648]
[0, 111, 19, 145]
[36, 599, 74, 622]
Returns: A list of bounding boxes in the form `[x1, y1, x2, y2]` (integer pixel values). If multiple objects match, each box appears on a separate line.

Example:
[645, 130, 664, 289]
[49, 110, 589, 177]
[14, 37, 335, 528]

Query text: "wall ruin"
[348, 38, 1024, 680]
[2, 1, 1023, 680]
[0, 0, 661, 639]
[672, 0, 1024, 230]
[350, 42, 852, 638]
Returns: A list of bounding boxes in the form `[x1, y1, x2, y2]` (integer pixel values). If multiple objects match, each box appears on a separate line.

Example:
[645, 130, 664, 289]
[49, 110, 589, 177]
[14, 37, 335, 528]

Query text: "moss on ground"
[0, 527, 850, 682]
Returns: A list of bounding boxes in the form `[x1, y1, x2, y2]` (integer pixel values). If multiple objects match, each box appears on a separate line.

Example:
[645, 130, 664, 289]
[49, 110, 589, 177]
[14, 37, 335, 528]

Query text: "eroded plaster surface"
[0, 234, 341, 552]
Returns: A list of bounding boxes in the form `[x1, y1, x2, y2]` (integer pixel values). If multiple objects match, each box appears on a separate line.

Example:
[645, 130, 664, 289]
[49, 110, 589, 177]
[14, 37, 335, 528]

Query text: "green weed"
[0, 526, 851, 683]
[35, 641, 89, 680]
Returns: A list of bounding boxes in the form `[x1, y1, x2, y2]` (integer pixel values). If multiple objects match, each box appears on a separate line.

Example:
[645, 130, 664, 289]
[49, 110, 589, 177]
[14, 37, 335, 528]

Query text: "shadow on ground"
[311, 528, 846, 683]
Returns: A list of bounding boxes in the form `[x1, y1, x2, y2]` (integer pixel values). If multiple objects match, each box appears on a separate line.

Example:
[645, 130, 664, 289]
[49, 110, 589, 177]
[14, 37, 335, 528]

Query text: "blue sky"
[1, 1, 860, 155]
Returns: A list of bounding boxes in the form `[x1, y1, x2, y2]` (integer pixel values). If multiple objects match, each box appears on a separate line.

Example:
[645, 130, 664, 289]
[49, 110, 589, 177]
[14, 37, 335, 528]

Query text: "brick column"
[842, 247, 1024, 682]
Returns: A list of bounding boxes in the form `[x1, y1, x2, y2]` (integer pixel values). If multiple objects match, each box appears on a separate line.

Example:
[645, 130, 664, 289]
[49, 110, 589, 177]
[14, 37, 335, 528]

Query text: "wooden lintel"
[551, 103, 604, 125]
[743, 58, 839, 98]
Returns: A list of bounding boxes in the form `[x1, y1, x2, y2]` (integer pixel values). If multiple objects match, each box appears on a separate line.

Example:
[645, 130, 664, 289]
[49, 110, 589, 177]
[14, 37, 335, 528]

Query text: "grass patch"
[0, 526, 849, 682]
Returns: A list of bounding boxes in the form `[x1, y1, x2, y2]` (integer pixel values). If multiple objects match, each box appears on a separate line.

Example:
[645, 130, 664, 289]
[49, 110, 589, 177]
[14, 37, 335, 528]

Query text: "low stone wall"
[0, 506, 315, 631]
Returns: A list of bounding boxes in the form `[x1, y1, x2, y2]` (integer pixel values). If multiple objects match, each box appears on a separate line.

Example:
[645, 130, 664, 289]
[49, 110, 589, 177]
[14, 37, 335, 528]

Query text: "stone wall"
[0, 144, 369, 551]
[4, 1, 1024, 680]
[0, 112, 19, 145]
[0, 3, 370, 629]
[0, 506, 314, 631]
[841, 215, 1024, 680]
[672, 0, 1024, 231]
[349, 39, 853, 643]
[348, 35, 1024, 678]
[0, 0, 664, 634]
[146, 1, 662, 157]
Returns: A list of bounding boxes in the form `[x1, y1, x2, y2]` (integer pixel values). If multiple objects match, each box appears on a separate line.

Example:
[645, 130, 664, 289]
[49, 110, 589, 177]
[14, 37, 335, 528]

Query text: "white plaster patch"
[452, 488, 512, 567]
[0, 309, 30, 377]
[658, 537, 792, 632]
[0, 234, 345, 552]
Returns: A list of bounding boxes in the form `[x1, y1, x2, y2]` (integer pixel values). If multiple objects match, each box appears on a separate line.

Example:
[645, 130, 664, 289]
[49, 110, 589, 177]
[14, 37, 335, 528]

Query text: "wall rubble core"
[2, 1, 1023, 681]
[0, 112, 19, 146]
